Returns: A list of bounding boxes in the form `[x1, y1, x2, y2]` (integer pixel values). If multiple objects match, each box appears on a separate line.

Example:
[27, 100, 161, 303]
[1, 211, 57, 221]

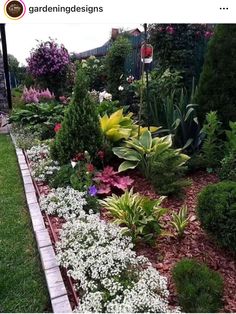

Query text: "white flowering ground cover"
[26, 143, 181, 313]
[56, 213, 180, 313]
[40, 187, 87, 220]
[26, 144, 60, 182]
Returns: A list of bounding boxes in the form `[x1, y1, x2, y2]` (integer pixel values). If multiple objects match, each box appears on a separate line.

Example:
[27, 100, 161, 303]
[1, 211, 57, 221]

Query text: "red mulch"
[131, 170, 236, 313]
[36, 171, 236, 312]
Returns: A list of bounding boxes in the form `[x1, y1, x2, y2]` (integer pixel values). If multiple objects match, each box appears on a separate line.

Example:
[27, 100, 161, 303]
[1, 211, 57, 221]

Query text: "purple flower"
[27, 40, 70, 78]
[88, 185, 97, 197]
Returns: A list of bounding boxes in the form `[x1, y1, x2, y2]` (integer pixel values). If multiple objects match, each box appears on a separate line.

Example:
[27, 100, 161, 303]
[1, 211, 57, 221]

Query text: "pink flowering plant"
[94, 166, 134, 195]
[22, 86, 55, 104]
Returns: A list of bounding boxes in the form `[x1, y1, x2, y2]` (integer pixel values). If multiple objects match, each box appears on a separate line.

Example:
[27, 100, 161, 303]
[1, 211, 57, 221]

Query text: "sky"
[5, 23, 141, 65]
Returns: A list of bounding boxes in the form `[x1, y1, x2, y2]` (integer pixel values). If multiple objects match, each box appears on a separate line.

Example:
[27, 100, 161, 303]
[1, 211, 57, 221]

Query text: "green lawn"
[0, 134, 50, 312]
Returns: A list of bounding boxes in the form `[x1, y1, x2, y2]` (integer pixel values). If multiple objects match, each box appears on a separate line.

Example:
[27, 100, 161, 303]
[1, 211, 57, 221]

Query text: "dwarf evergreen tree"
[195, 24, 236, 127]
[51, 65, 103, 164]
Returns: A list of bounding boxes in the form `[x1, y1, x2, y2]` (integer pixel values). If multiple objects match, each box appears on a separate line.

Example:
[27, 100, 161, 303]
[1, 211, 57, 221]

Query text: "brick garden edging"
[11, 134, 72, 313]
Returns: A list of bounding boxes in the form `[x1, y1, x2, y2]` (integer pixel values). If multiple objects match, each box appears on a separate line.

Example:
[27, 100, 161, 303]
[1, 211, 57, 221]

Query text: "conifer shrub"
[195, 24, 236, 126]
[197, 181, 236, 252]
[51, 65, 103, 164]
[172, 259, 223, 313]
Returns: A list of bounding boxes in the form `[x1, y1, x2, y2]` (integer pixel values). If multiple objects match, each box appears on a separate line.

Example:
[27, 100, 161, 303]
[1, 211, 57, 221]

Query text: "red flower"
[54, 123, 62, 133]
[87, 163, 95, 173]
[97, 150, 105, 160]
[73, 153, 85, 161]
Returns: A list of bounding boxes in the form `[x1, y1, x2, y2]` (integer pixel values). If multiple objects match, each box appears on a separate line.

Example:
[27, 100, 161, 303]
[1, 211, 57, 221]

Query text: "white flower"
[40, 187, 87, 220]
[118, 86, 124, 91]
[26, 143, 60, 182]
[57, 214, 179, 313]
[71, 160, 77, 168]
[99, 91, 112, 103]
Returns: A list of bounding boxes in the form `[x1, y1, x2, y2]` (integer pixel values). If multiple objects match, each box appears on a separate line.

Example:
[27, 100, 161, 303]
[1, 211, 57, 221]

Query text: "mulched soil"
[130, 170, 236, 313]
[36, 170, 236, 312]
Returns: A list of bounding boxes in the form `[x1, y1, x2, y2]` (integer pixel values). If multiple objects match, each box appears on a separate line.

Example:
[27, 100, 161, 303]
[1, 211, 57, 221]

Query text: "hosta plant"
[114, 130, 189, 177]
[99, 188, 167, 244]
[113, 130, 172, 174]
[171, 205, 190, 238]
[94, 166, 134, 195]
[100, 109, 158, 143]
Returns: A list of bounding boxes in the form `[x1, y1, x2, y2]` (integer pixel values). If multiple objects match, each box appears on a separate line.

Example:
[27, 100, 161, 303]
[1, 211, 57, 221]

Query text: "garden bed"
[24, 149, 236, 312]
[131, 170, 236, 312]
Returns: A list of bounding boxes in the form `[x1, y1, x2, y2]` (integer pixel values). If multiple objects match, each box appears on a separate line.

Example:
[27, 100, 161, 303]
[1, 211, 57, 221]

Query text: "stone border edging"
[10, 134, 72, 313]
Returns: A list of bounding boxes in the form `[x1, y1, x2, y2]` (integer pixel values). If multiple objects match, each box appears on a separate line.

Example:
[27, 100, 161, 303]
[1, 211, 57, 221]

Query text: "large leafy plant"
[10, 103, 65, 126]
[100, 109, 157, 143]
[100, 188, 167, 243]
[113, 130, 189, 195]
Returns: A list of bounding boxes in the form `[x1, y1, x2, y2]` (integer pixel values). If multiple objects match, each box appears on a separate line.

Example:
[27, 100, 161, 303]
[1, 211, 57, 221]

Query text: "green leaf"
[118, 160, 139, 172]
[139, 130, 152, 150]
[112, 147, 142, 161]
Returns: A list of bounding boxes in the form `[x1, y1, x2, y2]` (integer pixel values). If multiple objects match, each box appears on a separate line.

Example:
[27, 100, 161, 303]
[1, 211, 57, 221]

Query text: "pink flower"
[59, 96, 68, 104]
[54, 123, 62, 133]
[204, 31, 214, 39]
[97, 150, 105, 160]
[166, 25, 174, 34]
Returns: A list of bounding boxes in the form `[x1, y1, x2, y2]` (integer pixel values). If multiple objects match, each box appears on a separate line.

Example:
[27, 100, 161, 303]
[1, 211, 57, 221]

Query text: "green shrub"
[50, 164, 74, 188]
[98, 100, 121, 116]
[225, 121, 236, 153]
[197, 181, 236, 252]
[150, 147, 190, 196]
[100, 188, 167, 244]
[51, 65, 103, 164]
[201, 111, 224, 169]
[148, 24, 210, 90]
[105, 36, 132, 100]
[195, 25, 236, 127]
[172, 259, 223, 313]
[219, 153, 236, 181]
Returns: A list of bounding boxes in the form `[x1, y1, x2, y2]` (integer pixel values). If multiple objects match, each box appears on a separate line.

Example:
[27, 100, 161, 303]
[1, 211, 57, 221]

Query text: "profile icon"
[4, 0, 26, 20]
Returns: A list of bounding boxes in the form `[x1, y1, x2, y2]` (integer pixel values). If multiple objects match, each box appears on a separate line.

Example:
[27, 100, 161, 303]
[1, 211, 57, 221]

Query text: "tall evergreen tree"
[195, 24, 236, 126]
[51, 65, 103, 164]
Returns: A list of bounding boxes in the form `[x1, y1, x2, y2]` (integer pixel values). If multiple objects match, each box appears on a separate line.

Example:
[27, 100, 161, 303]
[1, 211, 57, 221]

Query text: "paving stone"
[51, 295, 72, 313]
[31, 214, 45, 232]
[40, 245, 59, 270]
[36, 229, 52, 249]
[28, 202, 42, 218]
[16, 149, 23, 155]
[18, 155, 26, 164]
[24, 183, 35, 193]
[26, 192, 38, 204]
[22, 169, 30, 176]
[23, 175, 33, 185]
[45, 267, 67, 300]
[20, 163, 28, 170]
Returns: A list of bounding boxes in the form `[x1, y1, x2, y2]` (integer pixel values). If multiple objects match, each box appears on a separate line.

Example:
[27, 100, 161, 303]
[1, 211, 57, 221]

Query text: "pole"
[144, 23, 150, 130]
[0, 24, 12, 110]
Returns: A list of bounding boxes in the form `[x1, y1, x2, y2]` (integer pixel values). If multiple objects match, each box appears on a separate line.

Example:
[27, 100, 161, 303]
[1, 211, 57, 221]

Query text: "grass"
[0, 134, 50, 312]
